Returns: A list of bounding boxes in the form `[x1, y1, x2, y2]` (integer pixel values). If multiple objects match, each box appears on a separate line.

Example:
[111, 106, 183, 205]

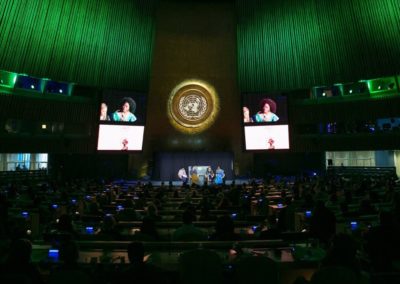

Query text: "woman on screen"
[267, 138, 275, 149]
[100, 103, 110, 121]
[113, 97, 137, 122]
[121, 138, 129, 150]
[253, 98, 279, 122]
[243, 106, 253, 123]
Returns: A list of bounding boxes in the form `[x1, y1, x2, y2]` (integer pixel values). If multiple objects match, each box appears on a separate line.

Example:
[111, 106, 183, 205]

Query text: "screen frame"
[96, 122, 145, 152]
[96, 88, 147, 153]
[241, 92, 291, 152]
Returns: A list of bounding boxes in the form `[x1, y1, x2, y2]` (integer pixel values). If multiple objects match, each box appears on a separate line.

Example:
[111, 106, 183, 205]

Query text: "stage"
[152, 152, 235, 182]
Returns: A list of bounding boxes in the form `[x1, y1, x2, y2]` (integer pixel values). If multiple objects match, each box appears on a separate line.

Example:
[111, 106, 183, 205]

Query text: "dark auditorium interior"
[1, 0, 400, 283]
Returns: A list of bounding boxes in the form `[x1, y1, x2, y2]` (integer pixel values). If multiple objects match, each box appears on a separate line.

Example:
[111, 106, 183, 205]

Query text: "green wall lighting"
[0, 70, 18, 89]
[367, 76, 398, 97]
[237, 0, 400, 92]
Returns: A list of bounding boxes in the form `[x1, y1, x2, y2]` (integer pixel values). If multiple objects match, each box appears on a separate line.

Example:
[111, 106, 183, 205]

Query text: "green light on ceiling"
[366, 76, 397, 97]
[0, 70, 18, 88]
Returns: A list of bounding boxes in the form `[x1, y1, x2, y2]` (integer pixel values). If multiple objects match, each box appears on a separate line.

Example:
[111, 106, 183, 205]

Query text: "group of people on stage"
[177, 166, 225, 185]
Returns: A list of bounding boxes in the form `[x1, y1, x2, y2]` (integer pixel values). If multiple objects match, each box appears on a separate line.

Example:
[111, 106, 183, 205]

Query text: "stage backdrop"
[153, 152, 233, 181]
[129, 0, 253, 178]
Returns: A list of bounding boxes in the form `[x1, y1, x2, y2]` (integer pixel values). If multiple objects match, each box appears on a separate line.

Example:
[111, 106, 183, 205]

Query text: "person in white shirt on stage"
[178, 168, 188, 185]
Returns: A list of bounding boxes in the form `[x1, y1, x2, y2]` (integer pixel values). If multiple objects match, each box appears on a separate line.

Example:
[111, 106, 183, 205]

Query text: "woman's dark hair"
[119, 97, 136, 113]
[259, 98, 277, 113]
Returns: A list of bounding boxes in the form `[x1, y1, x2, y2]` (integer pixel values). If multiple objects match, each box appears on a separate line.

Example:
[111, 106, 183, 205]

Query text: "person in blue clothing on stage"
[214, 166, 225, 185]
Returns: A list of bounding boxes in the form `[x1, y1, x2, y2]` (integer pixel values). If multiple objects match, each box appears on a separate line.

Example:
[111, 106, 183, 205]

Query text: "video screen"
[97, 125, 144, 151]
[97, 89, 146, 151]
[99, 90, 146, 124]
[244, 125, 289, 150]
[242, 93, 290, 150]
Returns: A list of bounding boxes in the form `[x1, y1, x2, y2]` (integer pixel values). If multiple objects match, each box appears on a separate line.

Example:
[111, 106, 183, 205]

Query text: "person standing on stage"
[178, 168, 188, 185]
[191, 167, 200, 185]
[205, 166, 214, 184]
[214, 166, 225, 185]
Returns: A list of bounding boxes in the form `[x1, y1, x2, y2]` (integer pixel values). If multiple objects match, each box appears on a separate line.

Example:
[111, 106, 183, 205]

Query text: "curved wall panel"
[0, 0, 156, 90]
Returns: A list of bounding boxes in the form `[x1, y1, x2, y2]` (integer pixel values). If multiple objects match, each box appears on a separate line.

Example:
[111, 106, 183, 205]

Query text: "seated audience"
[259, 215, 281, 240]
[358, 199, 377, 216]
[48, 241, 92, 284]
[146, 202, 162, 221]
[113, 242, 166, 284]
[310, 201, 336, 246]
[134, 216, 160, 241]
[56, 214, 79, 237]
[364, 211, 400, 272]
[97, 215, 121, 240]
[1, 239, 44, 284]
[320, 233, 361, 274]
[209, 215, 241, 241]
[172, 210, 207, 241]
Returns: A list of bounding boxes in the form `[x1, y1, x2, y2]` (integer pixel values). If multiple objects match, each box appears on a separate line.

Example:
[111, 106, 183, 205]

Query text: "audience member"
[209, 215, 240, 241]
[259, 215, 281, 240]
[172, 210, 207, 241]
[364, 211, 400, 272]
[320, 233, 361, 273]
[310, 201, 336, 246]
[134, 216, 160, 241]
[113, 242, 166, 284]
[1, 239, 44, 284]
[97, 215, 121, 240]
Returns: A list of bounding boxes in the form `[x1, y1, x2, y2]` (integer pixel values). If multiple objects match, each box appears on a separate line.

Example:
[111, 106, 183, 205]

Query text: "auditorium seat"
[178, 249, 223, 284]
[47, 269, 92, 284]
[0, 273, 31, 284]
[310, 266, 361, 284]
[233, 255, 279, 284]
